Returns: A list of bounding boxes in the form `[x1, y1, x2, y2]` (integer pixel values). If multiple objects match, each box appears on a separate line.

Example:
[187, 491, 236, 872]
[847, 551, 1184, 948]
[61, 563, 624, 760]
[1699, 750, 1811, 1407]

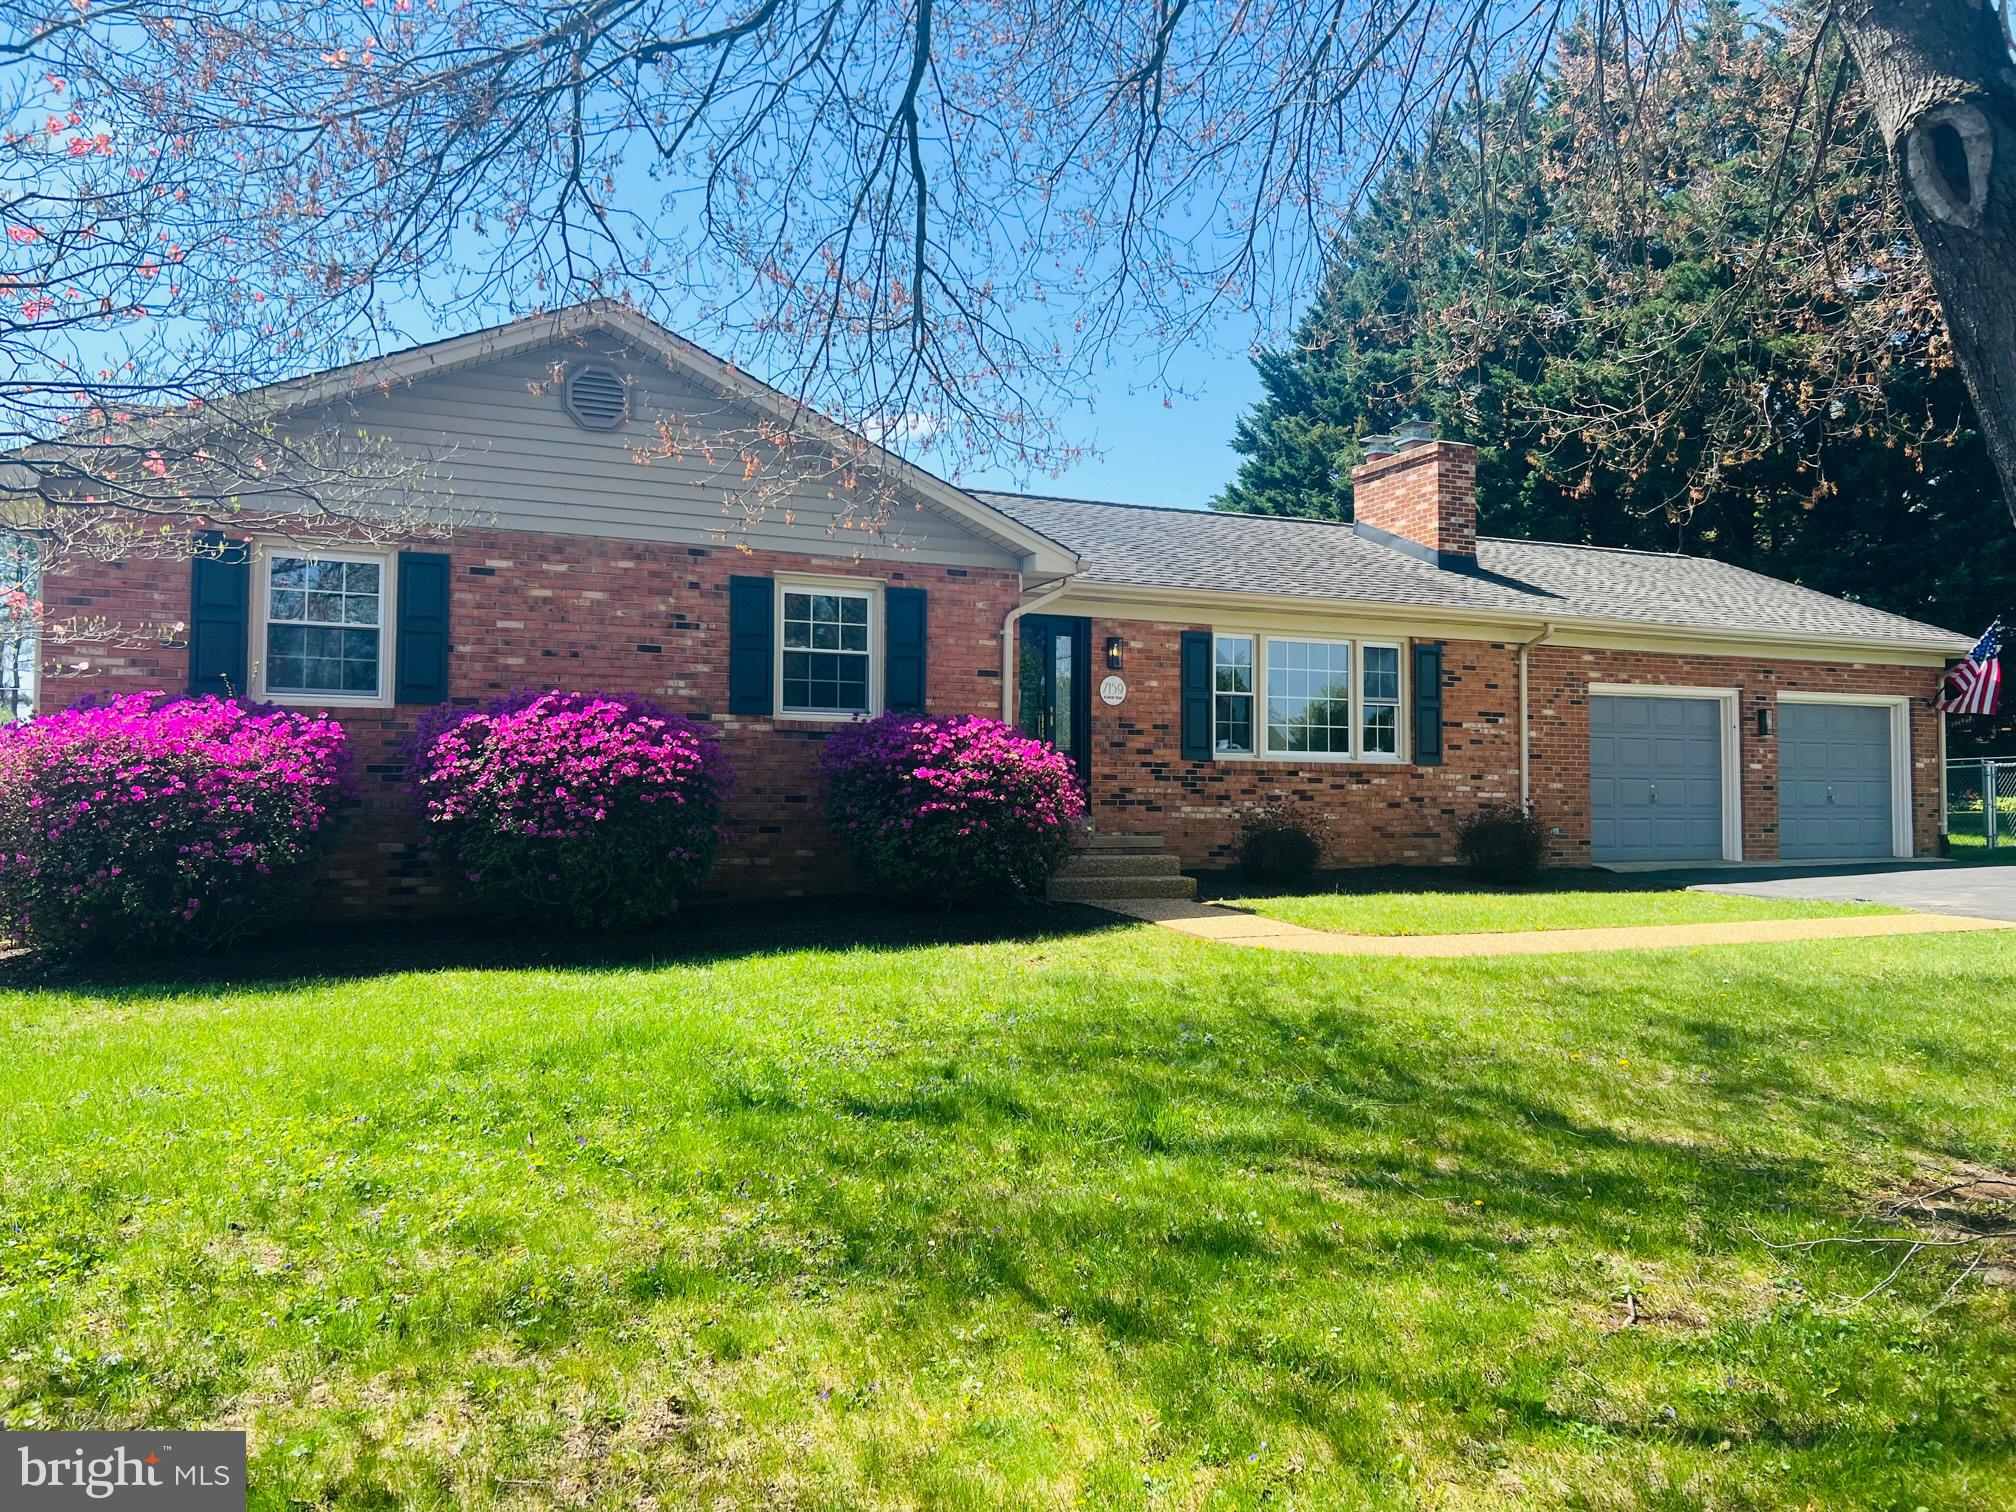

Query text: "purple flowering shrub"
[0, 694, 352, 954]
[819, 713, 1086, 903]
[411, 690, 732, 929]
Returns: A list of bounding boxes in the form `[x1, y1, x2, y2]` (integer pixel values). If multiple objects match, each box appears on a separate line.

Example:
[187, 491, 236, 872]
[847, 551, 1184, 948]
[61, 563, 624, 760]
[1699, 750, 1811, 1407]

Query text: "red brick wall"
[38, 529, 1018, 913]
[1348, 441, 1479, 558]
[1528, 644, 1943, 864]
[1085, 620, 1523, 868]
[1084, 620, 1945, 869]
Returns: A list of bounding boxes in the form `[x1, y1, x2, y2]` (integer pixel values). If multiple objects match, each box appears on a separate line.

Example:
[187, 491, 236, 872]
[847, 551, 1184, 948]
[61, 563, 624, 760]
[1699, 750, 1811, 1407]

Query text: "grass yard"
[1944, 831, 2016, 863]
[1211, 877, 1898, 936]
[4, 903, 2016, 1509]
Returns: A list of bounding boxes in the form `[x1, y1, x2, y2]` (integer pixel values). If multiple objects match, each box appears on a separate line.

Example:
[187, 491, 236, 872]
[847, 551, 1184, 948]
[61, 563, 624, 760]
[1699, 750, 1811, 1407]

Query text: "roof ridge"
[977, 490, 1361, 527]
[1477, 535, 1693, 559]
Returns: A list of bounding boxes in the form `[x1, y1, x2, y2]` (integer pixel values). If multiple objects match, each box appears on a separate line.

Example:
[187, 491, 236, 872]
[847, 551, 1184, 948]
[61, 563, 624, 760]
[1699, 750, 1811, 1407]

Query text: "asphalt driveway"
[1682, 862, 2016, 922]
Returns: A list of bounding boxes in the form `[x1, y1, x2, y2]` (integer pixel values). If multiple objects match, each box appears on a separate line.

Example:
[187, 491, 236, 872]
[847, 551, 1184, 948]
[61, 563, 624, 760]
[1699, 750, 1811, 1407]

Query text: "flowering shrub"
[0, 694, 352, 954]
[411, 690, 732, 929]
[820, 713, 1085, 904]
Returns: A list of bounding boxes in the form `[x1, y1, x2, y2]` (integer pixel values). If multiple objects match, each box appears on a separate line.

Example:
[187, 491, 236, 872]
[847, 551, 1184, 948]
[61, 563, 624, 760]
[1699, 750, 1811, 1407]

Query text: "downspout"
[1000, 574, 1076, 721]
[1517, 621, 1557, 809]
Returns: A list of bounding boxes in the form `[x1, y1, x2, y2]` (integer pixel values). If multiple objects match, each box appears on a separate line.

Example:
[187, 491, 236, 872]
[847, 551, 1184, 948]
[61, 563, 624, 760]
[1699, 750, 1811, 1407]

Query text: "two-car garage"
[1589, 687, 1906, 863]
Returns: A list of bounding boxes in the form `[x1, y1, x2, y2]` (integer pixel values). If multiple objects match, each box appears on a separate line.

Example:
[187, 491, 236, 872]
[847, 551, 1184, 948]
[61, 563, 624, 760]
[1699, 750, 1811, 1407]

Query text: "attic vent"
[563, 362, 628, 430]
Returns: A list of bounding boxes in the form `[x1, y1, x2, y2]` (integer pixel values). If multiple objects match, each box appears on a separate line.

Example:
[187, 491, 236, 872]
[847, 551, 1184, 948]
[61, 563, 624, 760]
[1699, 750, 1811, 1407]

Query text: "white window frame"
[1212, 633, 1258, 756]
[1209, 630, 1411, 765]
[775, 574, 882, 721]
[1358, 640, 1406, 764]
[250, 542, 397, 709]
[1776, 691, 1914, 860]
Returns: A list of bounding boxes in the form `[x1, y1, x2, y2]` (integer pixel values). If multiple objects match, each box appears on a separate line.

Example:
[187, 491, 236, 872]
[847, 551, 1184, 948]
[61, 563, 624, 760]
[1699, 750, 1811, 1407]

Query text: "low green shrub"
[1237, 800, 1328, 886]
[1455, 802, 1550, 885]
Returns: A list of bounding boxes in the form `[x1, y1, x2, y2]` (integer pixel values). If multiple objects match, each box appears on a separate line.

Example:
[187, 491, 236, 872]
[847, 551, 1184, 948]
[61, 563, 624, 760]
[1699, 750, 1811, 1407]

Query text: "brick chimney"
[1349, 425, 1478, 566]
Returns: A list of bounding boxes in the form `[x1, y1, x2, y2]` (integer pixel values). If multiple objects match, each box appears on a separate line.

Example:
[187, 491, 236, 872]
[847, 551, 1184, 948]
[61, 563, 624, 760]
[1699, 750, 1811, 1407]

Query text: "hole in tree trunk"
[1928, 120, 1973, 206]
[1906, 104, 1992, 230]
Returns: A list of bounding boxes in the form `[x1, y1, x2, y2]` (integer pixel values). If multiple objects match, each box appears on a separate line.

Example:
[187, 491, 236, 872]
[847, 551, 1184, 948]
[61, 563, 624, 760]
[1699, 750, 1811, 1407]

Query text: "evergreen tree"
[1214, 7, 2013, 666]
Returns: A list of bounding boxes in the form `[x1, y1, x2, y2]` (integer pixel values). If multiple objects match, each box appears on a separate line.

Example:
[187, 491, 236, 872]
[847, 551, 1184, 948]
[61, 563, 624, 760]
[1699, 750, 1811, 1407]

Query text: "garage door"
[1779, 702, 1895, 859]
[1590, 695, 1725, 861]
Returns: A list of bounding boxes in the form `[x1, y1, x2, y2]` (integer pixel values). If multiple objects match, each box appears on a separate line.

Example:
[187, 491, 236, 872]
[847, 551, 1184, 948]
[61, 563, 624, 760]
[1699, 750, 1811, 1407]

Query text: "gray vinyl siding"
[283, 336, 1023, 569]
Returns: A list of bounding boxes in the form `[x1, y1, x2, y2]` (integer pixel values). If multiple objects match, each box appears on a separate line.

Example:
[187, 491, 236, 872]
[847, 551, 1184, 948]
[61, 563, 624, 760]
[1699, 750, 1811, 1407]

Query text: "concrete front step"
[1055, 852, 1183, 879]
[1080, 832, 1167, 851]
[1049, 873, 1198, 903]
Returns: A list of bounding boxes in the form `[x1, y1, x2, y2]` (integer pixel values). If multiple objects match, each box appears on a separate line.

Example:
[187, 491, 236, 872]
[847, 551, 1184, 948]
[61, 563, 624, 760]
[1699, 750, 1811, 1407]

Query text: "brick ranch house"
[35, 302, 1973, 914]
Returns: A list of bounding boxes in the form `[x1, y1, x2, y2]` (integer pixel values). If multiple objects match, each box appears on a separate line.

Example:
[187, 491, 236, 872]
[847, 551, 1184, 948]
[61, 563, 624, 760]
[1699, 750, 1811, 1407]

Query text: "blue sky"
[955, 342, 1261, 510]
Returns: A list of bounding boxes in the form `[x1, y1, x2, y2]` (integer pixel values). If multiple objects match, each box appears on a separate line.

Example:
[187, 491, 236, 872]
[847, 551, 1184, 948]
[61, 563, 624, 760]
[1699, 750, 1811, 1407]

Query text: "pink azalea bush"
[0, 694, 352, 954]
[411, 690, 732, 929]
[820, 713, 1086, 903]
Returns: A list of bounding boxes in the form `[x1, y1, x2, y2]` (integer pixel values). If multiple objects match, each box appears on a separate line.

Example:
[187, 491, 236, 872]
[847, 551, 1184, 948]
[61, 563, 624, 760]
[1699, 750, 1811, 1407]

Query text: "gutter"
[1000, 575, 1076, 721]
[1049, 580, 1968, 662]
[1517, 620, 1557, 808]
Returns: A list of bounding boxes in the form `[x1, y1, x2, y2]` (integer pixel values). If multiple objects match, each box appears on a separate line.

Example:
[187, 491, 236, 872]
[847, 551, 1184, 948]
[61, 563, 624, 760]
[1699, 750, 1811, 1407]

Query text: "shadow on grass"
[0, 895, 1128, 994]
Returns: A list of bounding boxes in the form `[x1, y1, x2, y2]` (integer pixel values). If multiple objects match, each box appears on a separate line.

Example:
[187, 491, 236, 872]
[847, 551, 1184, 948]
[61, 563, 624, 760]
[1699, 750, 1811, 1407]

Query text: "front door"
[1018, 614, 1091, 783]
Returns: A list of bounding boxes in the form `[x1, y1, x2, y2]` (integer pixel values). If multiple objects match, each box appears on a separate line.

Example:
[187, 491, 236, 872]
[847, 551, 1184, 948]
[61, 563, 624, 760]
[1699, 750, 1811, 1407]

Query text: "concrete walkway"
[1096, 898, 2014, 957]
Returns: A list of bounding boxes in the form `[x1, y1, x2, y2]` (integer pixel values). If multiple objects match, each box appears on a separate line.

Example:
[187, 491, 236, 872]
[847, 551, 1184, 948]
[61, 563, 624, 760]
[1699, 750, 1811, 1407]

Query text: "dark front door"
[1018, 614, 1091, 782]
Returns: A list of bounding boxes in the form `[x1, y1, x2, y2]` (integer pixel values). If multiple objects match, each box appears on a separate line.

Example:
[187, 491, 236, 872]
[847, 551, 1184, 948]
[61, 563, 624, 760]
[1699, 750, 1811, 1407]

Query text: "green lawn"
[1944, 831, 2016, 864]
[1215, 882, 1896, 936]
[5, 905, 2015, 1509]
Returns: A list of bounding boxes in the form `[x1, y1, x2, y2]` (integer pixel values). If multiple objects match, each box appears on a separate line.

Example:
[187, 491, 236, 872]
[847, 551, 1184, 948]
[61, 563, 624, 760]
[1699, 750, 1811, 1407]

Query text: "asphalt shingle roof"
[978, 492, 1971, 652]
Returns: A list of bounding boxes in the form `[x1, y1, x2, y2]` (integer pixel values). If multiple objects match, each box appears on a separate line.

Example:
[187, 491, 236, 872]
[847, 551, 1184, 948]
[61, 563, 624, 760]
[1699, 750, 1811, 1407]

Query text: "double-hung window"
[1360, 642, 1403, 758]
[258, 548, 391, 703]
[780, 584, 874, 717]
[1209, 631, 1407, 762]
[1213, 635, 1256, 754]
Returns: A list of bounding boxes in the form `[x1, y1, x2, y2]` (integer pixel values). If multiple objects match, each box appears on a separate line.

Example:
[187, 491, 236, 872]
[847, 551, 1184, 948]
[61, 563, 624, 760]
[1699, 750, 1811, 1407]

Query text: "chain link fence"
[1945, 758, 2016, 852]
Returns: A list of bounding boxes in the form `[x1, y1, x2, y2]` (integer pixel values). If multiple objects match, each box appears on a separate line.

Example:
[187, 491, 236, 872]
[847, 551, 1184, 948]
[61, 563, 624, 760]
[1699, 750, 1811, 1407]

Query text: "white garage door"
[1590, 695, 1726, 862]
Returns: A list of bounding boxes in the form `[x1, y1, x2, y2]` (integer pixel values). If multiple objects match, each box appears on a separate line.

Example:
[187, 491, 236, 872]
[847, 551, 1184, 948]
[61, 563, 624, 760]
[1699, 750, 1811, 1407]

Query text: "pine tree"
[1213, 7, 2013, 663]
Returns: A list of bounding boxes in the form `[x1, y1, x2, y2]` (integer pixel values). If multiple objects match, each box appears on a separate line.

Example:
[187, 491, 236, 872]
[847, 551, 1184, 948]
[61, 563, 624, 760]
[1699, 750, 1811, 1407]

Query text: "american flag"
[1938, 621, 2003, 715]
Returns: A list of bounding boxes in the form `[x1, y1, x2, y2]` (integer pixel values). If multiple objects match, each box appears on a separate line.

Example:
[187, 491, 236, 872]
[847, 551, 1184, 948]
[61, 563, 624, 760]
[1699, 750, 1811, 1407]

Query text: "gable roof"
[67, 300, 1079, 577]
[978, 491, 1973, 654]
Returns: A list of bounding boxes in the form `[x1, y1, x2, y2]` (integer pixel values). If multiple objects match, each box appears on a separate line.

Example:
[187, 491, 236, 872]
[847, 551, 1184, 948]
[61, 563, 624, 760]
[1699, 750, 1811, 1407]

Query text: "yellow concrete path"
[1095, 898, 2015, 957]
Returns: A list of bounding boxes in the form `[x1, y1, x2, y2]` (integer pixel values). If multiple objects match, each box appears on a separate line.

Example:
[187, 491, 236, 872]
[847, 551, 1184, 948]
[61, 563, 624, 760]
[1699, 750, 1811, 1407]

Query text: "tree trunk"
[1834, 0, 2016, 522]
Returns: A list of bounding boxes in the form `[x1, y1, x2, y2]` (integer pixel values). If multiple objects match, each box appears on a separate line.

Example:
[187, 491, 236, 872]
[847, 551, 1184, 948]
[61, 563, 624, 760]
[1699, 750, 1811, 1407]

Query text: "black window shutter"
[187, 531, 249, 698]
[727, 575, 775, 715]
[1412, 640, 1444, 766]
[1179, 629, 1213, 761]
[395, 551, 452, 704]
[884, 586, 927, 712]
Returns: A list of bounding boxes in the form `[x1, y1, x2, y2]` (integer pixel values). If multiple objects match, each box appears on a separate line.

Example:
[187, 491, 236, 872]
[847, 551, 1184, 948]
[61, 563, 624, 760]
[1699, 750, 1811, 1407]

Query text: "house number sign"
[1099, 676, 1127, 706]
